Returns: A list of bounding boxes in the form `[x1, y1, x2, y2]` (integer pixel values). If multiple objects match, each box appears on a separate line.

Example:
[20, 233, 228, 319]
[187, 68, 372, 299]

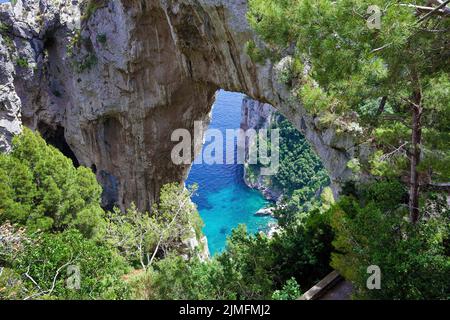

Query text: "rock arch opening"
[1, 0, 355, 214]
[186, 89, 329, 254]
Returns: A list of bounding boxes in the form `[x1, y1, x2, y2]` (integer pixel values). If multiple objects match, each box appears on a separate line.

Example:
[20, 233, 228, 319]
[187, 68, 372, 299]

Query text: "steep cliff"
[240, 96, 282, 202]
[0, 0, 363, 211]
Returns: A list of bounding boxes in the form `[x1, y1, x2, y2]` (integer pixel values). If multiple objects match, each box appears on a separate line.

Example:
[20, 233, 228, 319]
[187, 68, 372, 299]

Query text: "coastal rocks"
[0, 0, 361, 212]
[182, 227, 210, 261]
[240, 97, 275, 131]
[244, 172, 283, 202]
[255, 207, 274, 217]
[266, 221, 281, 238]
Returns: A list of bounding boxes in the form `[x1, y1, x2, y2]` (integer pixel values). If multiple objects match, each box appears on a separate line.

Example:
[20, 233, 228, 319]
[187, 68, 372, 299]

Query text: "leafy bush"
[105, 184, 203, 270]
[0, 267, 26, 300]
[15, 57, 29, 68]
[272, 278, 302, 300]
[14, 229, 130, 300]
[134, 254, 230, 300]
[245, 40, 266, 64]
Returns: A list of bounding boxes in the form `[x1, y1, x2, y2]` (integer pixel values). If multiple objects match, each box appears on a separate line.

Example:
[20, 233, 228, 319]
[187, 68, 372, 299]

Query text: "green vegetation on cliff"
[0, 128, 105, 238]
[273, 117, 329, 196]
[1, 0, 449, 300]
[2, 112, 448, 300]
[0, 130, 205, 299]
[1, 130, 334, 300]
[246, 113, 329, 215]
[131, 204, 333, 300]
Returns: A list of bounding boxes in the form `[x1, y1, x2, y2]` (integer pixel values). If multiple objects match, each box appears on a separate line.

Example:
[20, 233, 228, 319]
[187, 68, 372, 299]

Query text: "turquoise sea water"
[186, 91, 275, 255]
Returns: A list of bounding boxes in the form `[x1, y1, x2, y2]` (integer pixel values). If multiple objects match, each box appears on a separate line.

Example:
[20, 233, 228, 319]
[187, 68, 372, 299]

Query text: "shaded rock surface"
[0, 0, 362, 211]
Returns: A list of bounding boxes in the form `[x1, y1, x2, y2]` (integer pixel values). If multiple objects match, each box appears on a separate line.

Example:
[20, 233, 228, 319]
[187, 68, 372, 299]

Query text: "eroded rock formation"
[0, 0, 362, 211]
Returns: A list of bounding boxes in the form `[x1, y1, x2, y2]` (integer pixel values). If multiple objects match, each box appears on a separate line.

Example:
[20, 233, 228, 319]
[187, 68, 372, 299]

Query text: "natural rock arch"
[0, 0, 358, 211]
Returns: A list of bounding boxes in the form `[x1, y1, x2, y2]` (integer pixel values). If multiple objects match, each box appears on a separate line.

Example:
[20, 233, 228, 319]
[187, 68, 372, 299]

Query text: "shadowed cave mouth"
[186, 90, 329, 256]
[37, 122, 80, 167]
[36, 122, 120, 212]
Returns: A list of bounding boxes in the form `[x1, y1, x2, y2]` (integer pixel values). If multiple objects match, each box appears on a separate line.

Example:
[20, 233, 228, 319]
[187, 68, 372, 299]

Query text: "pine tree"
[0, 128, 105, 237]
[248, 0, 450, 223]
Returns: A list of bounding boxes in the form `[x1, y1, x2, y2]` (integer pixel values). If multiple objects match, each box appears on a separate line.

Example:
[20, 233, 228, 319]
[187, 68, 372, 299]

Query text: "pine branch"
[418, 0, 450, 23]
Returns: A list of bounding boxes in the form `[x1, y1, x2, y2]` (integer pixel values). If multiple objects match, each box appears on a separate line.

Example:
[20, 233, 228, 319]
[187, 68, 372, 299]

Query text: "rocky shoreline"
[243, 166, 283, 202]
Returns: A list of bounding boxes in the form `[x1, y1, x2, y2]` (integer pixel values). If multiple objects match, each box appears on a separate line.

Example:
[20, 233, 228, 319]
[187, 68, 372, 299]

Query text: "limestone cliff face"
[240, 96, 274, 132]
[240, 96, 282, 202]
[0, 0, 362, 211]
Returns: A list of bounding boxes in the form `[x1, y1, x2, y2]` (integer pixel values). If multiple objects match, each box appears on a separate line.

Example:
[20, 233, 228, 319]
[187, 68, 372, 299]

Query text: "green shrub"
[272, 278, 302, 300]
[245, 40, 266, 64]
[0, 128, 105, 238]
[15, 57, 29, 68]
[138, 208, 334, 300]
[14, 229, 131, 300]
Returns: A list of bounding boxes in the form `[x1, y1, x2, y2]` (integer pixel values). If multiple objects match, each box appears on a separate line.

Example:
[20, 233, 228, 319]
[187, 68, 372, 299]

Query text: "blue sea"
[186, 90, 275, 255]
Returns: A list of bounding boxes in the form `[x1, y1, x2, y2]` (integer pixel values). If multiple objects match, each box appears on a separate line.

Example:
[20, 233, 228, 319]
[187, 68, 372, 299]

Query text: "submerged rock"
[255, 207, 274, 217]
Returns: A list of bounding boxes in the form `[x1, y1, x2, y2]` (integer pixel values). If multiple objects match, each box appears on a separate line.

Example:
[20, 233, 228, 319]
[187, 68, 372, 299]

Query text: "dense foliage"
[1, 130, 328, 300]
[12, 229, 131, 300]
[247, 0, 450, 299]
[0, 130, 205, 299]
[0, 128, 105, 238]
[2, 0, 449, 300]
[247, 115, 329, 199]
[274, 116, 329, 197]
[271, 116, 331, 223]
[132, 205, 333, 300]
[105, 185, 203, 270]
[248, 0, 450, 223]
[330, 181, 450, 299]
[2, 114, 447, 300]
[246, 114, 330, 223]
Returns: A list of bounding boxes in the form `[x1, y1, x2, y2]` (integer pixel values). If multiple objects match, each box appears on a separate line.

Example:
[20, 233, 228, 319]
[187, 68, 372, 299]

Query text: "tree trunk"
[409, 91, 423, 224]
